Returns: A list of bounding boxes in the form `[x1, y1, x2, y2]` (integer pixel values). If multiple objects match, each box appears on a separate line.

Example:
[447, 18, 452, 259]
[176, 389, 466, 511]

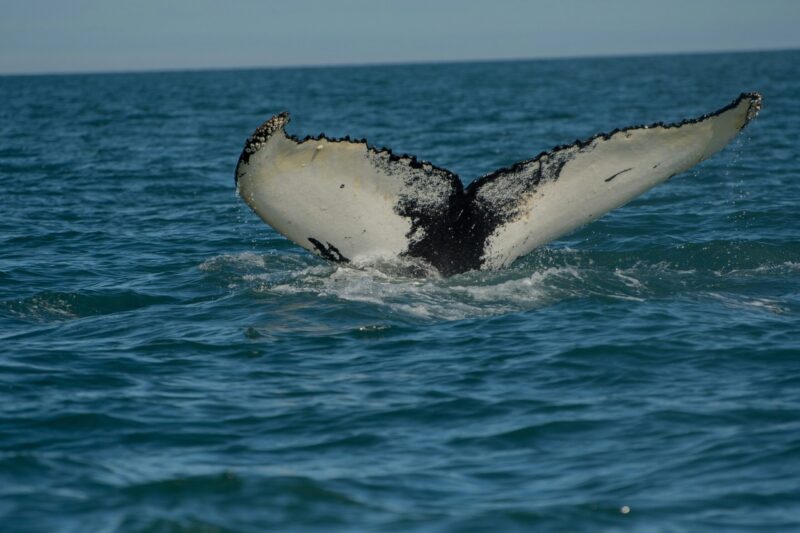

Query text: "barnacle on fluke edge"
[235, 93, 761, 276]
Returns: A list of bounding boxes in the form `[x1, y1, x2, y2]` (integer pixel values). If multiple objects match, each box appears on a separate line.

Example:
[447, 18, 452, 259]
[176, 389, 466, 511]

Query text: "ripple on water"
[2, 53, 799, 531]
[0, 290, 177, 323]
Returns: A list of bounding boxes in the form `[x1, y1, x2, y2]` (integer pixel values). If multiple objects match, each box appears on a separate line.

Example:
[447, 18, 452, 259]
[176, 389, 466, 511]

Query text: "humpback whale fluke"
[235, 93, 761, 276]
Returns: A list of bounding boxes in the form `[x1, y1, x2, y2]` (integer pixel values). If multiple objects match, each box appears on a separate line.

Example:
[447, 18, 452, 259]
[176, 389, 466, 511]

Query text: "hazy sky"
[1, 0, 799, 74]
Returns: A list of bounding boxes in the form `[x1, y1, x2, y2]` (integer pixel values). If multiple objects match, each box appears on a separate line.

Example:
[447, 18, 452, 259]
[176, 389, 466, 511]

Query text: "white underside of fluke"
[235, 93, 761, 275]
[478, 96, 760, 269]
[238, 134, 414, 262]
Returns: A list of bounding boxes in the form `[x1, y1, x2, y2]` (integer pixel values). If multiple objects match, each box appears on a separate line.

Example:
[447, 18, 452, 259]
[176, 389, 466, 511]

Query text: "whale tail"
[235, 93, 761, 275]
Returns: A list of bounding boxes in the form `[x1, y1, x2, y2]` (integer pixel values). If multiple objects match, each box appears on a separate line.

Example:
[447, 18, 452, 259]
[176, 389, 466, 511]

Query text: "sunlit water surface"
[1, 51, 799, 531]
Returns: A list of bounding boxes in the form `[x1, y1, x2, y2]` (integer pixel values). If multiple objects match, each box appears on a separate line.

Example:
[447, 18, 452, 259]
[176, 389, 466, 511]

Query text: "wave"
[0, 290, 176, 323]
[199, 240, 798, 322]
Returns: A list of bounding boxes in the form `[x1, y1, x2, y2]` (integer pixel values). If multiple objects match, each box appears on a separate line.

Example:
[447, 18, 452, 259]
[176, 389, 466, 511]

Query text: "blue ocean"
[1, 50, 798, 531]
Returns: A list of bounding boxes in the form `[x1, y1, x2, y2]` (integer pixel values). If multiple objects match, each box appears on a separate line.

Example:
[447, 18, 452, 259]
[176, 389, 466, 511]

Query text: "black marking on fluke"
[236, 93, 761, 275]
[605, 168, 633, 183]
[308, 238, 350, 263]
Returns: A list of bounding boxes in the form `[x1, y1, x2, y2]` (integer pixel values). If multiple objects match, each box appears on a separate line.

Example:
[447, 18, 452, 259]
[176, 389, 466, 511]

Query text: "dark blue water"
[2, 51, 799, 531]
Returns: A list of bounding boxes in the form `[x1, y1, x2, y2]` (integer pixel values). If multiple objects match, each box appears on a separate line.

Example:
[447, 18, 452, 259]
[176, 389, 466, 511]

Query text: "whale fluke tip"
[743, 92, 762, 122]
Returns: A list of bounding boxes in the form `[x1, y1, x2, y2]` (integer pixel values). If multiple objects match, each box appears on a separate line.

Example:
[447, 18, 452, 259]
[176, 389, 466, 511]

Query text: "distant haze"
[1, 0, 799, 75]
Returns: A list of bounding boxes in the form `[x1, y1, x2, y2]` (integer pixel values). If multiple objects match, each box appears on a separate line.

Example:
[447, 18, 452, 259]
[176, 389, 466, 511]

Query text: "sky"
[1, 0, 799, 75]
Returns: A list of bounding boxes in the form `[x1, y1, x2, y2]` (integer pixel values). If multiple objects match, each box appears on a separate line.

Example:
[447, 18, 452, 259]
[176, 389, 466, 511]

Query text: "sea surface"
[1, 50, 799, 531]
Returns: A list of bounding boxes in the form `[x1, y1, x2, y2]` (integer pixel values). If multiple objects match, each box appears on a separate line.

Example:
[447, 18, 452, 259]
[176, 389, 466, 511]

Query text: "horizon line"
[1, 45, 797, 78]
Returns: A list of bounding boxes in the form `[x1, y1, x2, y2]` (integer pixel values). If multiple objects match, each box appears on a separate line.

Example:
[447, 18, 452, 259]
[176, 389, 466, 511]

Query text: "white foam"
[706, 292, 788, 315]
[249, 260, 588, 320]
[201, 249, 790, 322]
[613, 268, 645, 289]
[755, 261, 800, 273]
[199, 251, 269, 271]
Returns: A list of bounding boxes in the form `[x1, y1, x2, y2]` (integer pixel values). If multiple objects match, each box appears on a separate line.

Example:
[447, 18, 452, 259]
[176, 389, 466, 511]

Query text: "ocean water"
[1, 50, 799, 531]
